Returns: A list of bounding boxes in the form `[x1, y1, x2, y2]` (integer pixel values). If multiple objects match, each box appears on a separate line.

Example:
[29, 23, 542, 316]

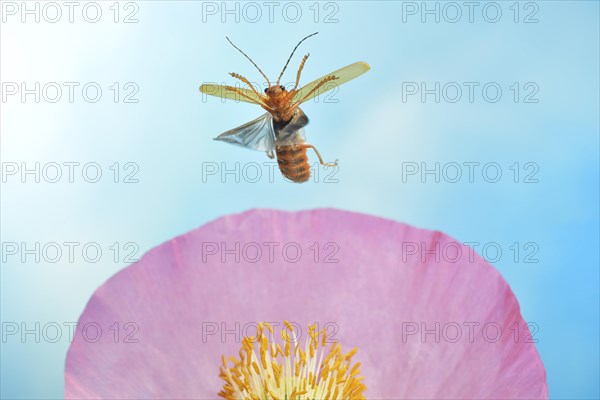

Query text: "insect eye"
[280, 85, 285, 90]
[264, 88, 268, 93]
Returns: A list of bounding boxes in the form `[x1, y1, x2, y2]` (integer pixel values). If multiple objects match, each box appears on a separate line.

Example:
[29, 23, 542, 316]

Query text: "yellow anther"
[218, 322, 366, 399]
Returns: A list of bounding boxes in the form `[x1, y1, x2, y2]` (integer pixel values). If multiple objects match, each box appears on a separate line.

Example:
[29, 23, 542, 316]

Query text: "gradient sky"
[1, 1, 599, 399]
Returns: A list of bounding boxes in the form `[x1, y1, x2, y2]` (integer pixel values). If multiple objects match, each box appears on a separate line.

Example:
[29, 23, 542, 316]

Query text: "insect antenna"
[226, 36, 271, 87]
[276, 32, 318, 85]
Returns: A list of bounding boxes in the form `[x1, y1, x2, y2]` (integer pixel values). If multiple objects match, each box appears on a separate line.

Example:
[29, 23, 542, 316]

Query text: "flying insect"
[200, 32, 370, 183]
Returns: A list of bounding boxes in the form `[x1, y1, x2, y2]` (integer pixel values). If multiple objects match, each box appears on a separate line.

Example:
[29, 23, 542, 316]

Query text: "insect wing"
[199, 84, 261, 104]
[276, 127, 307, 147]
[214, 113, 276, 152]
[292, 61, 370, 104]
[274, 108, 309, 146]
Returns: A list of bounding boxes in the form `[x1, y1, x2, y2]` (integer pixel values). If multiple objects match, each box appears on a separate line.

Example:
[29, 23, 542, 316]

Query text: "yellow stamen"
[218, 320, 366, 399]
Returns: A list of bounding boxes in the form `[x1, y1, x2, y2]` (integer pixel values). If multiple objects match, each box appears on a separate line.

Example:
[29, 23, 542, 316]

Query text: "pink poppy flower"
[64, 209, 547, 399]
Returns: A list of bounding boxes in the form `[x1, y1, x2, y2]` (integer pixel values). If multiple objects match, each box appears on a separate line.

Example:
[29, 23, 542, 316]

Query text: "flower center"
[218, 321, 366, 399]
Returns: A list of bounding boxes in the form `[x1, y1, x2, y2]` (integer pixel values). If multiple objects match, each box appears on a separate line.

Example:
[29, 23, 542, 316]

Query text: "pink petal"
[65, 209, 547, 399]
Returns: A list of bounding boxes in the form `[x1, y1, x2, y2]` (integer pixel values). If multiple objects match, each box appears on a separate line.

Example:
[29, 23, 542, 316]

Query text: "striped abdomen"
[276, 144, 310, 183]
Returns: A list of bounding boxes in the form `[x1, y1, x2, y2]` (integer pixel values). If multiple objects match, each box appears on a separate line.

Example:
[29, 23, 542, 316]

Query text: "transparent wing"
[214, 113, 275, 152]
[274, 108, 308, 146]
[199, 84, 262, 104]
[276, 127, 306, 146]
[292, 61, 370, 104]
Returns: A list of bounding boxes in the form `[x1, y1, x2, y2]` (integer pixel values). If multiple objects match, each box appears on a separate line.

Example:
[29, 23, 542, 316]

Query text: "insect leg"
[229, 72, 264, 99]
[266, 150, 275, 159]
[289, 75, 339, 111]
[300, 144, 338, 167]
[224, 85, 265, 105]
[292, 53, 310, 91]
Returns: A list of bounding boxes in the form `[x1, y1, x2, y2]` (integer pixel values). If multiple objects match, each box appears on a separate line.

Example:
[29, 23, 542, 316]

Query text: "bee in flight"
[200, 32, 370, 183]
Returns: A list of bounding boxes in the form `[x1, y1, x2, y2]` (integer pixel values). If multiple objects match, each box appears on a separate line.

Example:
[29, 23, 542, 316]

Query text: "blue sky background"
[1, 1, 598, 399]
